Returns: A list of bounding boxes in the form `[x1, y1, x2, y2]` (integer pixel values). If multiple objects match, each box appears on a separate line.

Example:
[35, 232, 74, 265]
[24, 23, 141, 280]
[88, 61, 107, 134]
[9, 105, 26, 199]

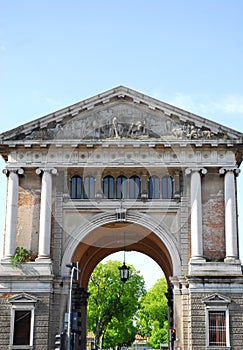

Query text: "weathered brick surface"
[17, 170, 41, 255]
[0, 297, 12, 349]
[202, 173, 225, 260]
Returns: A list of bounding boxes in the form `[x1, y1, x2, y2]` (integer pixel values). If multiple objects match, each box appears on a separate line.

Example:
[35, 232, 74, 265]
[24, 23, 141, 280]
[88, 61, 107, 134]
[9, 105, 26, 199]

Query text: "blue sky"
[0, 0, 242, 286]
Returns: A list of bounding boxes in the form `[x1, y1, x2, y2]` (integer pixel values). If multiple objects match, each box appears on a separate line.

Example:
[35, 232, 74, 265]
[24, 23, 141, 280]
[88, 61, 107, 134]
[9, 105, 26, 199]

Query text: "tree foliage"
[88, 260, 146, 350]
[136, 277, 168, 348]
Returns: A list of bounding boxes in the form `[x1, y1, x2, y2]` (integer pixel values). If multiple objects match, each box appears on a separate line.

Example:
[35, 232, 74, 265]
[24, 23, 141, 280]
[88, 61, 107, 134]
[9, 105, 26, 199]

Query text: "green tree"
[136, 277, 168, 348]
[88, 260, 146, 350]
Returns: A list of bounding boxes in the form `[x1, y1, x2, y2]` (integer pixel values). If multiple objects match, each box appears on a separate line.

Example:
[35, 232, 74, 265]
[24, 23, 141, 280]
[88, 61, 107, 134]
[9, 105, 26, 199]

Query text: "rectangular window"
[13, 310, 31, 345]
[208, 311, 226, 347]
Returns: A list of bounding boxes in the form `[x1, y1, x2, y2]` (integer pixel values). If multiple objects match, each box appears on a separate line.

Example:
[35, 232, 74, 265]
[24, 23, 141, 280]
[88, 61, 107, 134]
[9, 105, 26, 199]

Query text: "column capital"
[185, 167, 207, 176]
[219, 167, 241, 176]
[2, 168, 24, 176]
[36, 167, 58, 176]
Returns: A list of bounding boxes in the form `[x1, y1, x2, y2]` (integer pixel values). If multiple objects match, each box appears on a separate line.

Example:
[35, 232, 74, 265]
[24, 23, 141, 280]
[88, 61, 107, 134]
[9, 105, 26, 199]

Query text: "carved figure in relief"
[202, 130, 212, 139]
[171, 123, 213, 140]
[128, 120, 144, 136]
[112, 117, 118, 138]
[186, 125, 198, 139]
[172, 127, 184, 139]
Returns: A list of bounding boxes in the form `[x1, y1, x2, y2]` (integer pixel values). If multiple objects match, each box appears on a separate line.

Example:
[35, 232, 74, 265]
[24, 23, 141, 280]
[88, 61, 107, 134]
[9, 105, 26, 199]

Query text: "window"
[208, 311, 226, 347]
[129, 176, 141, 199]
[103, 176, 115, 199]
[162, 175, 173, 199]
[70, 175, 82, 199]
[203, 294, 231, 349]
[84, 176, 95, 199]
[116, 175, 127, 199]
[148, 176, 160, 199]
[9, 293, 37, 350]
[13, 310, 31, 345]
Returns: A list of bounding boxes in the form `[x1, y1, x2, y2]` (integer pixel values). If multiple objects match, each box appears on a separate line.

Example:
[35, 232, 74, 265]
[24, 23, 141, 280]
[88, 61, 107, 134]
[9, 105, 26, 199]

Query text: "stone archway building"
[0, 86, 243, 349]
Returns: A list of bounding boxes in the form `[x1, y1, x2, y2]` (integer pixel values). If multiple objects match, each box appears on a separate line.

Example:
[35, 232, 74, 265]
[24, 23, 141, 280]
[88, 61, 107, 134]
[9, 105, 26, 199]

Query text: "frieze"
[22, 105, 226, 141]
[8, 149, 236, 166]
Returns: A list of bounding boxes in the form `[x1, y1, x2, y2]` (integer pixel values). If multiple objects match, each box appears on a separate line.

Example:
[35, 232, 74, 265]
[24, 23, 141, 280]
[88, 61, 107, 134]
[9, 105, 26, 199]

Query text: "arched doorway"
[61, 211, 181, 282]
[61, 212, 181, 350]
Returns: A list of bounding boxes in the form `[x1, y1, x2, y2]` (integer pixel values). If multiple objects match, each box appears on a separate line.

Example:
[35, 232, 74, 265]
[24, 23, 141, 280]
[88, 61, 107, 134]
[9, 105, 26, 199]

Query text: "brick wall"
[202, 172, 225, 260]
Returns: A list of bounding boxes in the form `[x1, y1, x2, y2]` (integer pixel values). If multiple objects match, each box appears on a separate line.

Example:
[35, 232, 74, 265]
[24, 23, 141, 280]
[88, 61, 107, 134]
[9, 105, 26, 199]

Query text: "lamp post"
[66, 262, 79, 350]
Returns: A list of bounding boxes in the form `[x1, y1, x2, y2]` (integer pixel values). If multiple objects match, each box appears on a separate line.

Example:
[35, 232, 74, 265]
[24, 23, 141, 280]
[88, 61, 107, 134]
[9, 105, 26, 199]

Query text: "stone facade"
[0, 86, 243, 350]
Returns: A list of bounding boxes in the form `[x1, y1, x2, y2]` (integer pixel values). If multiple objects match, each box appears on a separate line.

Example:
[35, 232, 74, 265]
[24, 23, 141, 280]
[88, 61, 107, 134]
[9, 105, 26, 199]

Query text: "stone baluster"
[185, 168, 207, 261]
[36, 168, 57, 261]
[219, 167, 240, 261]
[2, 168, 24, 260]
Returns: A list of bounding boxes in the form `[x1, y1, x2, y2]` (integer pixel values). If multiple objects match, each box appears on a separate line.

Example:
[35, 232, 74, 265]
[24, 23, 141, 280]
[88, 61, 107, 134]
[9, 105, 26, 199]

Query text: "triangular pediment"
[0, 86, 242, 145]
[8, 292, 38, 304]
[202, 293, 231, 305]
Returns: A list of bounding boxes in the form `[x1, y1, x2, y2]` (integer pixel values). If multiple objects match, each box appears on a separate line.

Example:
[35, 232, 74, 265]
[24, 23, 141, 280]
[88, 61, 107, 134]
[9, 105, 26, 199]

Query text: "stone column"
[185, 168, 207, 261]
[36, 168, 57, 261]
[2, 168, 24, 260]
[219, 167, 240, 261]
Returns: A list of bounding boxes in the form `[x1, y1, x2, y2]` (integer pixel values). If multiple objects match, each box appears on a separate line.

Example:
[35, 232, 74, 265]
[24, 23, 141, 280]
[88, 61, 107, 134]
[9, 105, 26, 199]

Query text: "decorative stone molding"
[36, 167, 58, 175]
[9, 292, 38, 304]
[202, 293, 231, 305]
[185, 167, 207, 176]
[2, 167, 24, 176]
[9, 149, 236, 167]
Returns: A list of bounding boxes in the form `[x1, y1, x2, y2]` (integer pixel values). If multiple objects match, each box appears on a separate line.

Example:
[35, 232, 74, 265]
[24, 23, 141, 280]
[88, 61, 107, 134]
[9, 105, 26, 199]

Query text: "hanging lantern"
[119, 262, 130, 283]
[119, 231, 130, 283]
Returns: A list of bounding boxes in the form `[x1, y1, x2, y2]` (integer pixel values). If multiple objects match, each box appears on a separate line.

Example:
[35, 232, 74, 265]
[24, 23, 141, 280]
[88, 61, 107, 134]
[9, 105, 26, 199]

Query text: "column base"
[1, 256, 12, 262]
[35, 256, 52, 263]
[224, 256, 241, 263]
[189, 260, 242, 276]
[190, 256, 206, 262]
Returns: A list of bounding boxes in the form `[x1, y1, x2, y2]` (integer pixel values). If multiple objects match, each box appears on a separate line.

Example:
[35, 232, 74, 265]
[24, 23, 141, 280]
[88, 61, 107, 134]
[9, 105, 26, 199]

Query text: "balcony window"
[162, 176, 173, 199]
[103, 176, 115, 199]
[70, 175, 82, 199]
[148, 176, 160, 199]
[129, 176, 141, 199]
[116, 175, 127, 199]
[84, 176, 95, 199]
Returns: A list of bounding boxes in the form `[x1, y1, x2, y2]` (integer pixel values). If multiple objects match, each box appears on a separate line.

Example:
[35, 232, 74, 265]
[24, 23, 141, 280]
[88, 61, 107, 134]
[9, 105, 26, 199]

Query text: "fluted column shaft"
[2, 168, 24, 259]
[36, 168, 57, 260]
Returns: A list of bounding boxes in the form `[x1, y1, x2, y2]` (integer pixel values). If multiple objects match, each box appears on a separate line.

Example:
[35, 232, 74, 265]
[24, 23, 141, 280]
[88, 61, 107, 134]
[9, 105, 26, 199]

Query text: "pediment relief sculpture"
[23, 105, 223, 142]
